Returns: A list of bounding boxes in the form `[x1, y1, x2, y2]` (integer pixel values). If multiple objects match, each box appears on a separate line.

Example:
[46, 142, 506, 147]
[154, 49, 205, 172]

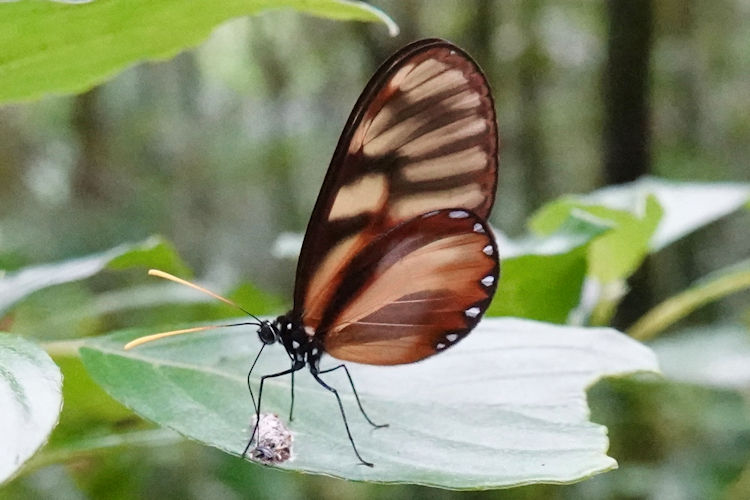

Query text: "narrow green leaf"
[629, 260, 750, 341]
[0, 0, 397, 103]
[0, 334, 63, 484]
[0, 236, 189, 316]
[80, 318, 658, 488]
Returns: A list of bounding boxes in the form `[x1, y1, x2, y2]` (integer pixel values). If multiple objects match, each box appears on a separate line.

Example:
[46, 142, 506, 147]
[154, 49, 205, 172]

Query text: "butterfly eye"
[257, 323, 276, 345]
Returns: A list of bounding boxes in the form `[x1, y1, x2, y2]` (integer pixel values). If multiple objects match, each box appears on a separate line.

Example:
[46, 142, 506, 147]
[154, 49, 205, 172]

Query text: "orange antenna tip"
[124, 325, 216, 350]
[146, 269, 250, 314]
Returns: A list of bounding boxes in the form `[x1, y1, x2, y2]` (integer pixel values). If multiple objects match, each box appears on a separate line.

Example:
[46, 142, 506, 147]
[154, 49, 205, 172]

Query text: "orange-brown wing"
[294, 39, 498, 331]
[316, 209, 499, 366]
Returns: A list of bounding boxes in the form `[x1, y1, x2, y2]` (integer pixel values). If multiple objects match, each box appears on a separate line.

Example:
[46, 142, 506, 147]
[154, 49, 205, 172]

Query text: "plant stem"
[628, 260, 750, 341]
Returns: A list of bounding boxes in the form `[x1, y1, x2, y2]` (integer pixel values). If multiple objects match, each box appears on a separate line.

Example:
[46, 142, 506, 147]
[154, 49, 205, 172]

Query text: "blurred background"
[1, 0, 749, 498]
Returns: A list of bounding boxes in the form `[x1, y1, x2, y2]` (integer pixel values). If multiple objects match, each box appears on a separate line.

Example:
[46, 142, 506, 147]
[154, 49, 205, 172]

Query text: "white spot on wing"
[483, 245, 493, 255]
[436, 342, 446, 350]
[446, 333, 458, 342]
[473, 223, 485, 233]
[481, 275, 495, 286]
[465, 307, 480, 318]
[449, 210, 469, 218]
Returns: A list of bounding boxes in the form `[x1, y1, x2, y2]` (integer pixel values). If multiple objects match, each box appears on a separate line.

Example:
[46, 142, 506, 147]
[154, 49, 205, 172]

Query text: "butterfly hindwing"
[317, 209, 498, 365]
[295, 39, 498, 330]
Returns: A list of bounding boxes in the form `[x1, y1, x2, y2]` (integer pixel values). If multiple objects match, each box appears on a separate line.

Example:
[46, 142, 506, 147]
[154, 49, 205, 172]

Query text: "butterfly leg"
[242, 362, 305, 459]
[245, 342, 268, 421]
[310, 368, 374, 467]
[317, 364, 388, 429]
[288, 368, 295, 422]
[247, 369, 257, 414]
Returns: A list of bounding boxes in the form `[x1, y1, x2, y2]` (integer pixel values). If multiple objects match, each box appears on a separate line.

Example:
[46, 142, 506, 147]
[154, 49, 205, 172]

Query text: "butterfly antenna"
[147, 269, 264, 324]
[124, 322, 259, 350]
[124, 269, 266, 350]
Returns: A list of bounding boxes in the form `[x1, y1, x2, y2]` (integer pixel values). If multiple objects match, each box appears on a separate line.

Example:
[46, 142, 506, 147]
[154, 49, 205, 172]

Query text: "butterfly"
[125, 38, 499, 467]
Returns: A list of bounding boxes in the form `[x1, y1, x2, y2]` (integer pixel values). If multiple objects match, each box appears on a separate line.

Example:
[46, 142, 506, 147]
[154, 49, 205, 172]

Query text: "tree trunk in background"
[0, 110, 28, 207]
[468, 0, 495, 59]
[649, 0, 711, 323]
[603, 0, 654, 329]
[72, 87, 111, 202]
[603, 0, 653, 184]
[518, 0, 547, 212]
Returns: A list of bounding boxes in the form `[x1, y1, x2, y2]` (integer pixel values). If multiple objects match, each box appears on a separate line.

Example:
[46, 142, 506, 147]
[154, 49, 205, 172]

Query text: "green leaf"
[107, 237, 191, 276]
[587, 195, 663, 282]
[534, 177, 750, 252]
[531, 194, 663, 283]
[488, 213, 611, 322]
[80, 318, 658, 488]
[0, 334, 63, 484]
[17, 342, 178, 475]
[488, 250, 588, 322]
[0, 0, 398, 103]
[586, 177, 750, 250]
[0, 236, 189, 316]
[650, 324, 750, 390]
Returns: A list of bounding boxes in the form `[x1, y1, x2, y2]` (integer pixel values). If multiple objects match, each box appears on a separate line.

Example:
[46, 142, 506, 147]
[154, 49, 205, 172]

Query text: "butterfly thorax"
[273, 313, 323, 370]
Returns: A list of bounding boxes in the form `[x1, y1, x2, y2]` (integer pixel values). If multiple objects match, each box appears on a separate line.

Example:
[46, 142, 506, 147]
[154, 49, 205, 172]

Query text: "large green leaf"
[0, 0, 397, 103]
[0, 334, 63, 484]
[0, 236, 188, 317]
[80, 318, 658, 488]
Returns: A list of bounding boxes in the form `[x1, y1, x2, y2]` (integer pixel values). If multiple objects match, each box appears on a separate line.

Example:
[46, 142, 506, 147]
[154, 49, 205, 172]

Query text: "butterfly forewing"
[318, 209, 498, 365]
[295, 39, 498, 330]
